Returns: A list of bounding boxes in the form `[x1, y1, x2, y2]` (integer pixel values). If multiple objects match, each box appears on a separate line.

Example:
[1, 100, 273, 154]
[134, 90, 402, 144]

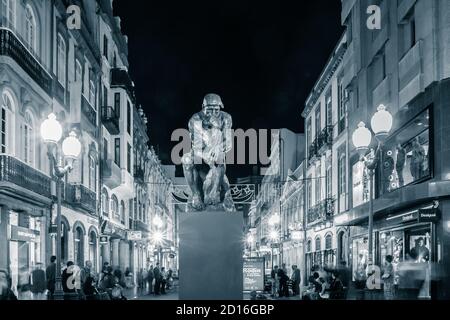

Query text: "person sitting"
[303, 272, 322, 300]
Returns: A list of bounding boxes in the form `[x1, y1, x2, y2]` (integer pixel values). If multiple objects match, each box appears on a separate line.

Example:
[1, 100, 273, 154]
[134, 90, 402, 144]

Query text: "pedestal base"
[179, 211, 243, 300]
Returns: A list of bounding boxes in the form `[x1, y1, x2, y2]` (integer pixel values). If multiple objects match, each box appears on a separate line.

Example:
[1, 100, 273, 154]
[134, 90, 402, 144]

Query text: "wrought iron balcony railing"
[101, 106, 120, 135]
[65, 183, 97, 214]
[308, 141, 318, 163]
[0, 28, 52, 95]
[316, 126, 333, 153]
[81, 95, 97, 127]
[102, 159, 121, 190]
[0, 154, 52, 198]
[307, 198, 335, 226]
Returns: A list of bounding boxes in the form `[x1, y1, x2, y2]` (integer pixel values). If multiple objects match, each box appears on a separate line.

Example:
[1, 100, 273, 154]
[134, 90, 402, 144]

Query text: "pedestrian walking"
[153, 263, 161, 295]
[0, 269, 17, 301]
[31, 263, 46, 300]
[270, 266, 279, 298]
[147, 265, 154, 295]
[291, 265, 301, 296]
[46, 256, 56, 299]
[382, 255, 395, 300]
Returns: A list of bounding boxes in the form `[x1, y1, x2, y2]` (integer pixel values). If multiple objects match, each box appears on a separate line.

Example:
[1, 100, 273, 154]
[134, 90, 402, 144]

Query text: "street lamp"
[152, 215, 164, 264]
[41, 113, 81, 300]
[352, 105, 393, 265]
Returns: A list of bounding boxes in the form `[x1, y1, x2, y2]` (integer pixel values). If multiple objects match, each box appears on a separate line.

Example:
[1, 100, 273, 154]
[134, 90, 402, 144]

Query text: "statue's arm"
[189, 116, 207, 160]
[223, 113, 233, 153]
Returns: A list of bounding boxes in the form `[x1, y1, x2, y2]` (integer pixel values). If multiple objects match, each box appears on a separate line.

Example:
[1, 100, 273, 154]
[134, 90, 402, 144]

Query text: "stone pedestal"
[179, 211, 243, 300]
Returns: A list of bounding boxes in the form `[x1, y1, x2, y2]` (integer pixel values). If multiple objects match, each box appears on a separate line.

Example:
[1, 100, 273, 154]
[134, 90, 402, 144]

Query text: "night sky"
[113, 0, 344, 179]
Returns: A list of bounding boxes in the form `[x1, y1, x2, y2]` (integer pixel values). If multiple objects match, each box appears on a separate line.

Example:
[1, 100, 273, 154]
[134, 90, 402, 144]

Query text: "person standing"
[80, 261, 94, 299]
[160, 267, 167, 294]
[278, 265, 289, 297]
[0, 269, 17, 301]
[382, 255, 395, 300]
[153, 263, 161, 295]
[61, 261, 76, 294]
[46, 256, 56, 299]
[328, 271, 345, 300]
[291, 265, 301, 296]
[271, 266, 279, 298]
[147, 265, 154, 295]
[31, 263, 46, 300]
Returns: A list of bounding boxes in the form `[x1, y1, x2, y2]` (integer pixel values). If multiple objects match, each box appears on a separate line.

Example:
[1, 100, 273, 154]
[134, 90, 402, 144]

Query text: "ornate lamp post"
[41, 113, 81, 300]
[268, 213, 281, 269]
[352, 105, 393, 265]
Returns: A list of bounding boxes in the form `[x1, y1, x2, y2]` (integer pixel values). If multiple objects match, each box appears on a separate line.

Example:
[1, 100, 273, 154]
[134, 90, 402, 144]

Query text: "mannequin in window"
[410, 138, 425, 181]
[396, 144, 406, 187]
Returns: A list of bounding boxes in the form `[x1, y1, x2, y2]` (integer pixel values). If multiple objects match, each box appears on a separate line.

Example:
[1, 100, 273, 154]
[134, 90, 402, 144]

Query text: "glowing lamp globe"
[352, 122, 372, 152]
[247, 234, 254, 244]
[272, 213, 280, 225]
[153, 230, 163, 243]
[269, 230, 278, 241]
[153, 215, 163, 228]
[371, 104, 393, 140]
[41, 113, 62, 144]
[62, 131, 82, 159]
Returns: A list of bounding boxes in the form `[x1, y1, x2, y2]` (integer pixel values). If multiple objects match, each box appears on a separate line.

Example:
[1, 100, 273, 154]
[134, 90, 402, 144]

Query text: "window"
[89, 156, 96, 192]
[101, 188, 109, 216]
[75, 60, 82, 83]
[113, 52, 117, 68]
[338, 78, 347, 134]
[25, 5, 37, 53]
[114, 93, 121, 116]
[103, 138, 108, 161]
[120, 201, 125, 224]
[57, 34, 66, 87]
[23, 111, 34, 165]
[326, 165, 332, 199]
[325, 90, 332, 127]
[315, 164, 321, 204]
[89, 80, 95, 107]
[103, 35, 108, 60]
[307, 239, 312, 253]
[127, 143, 132, 173]
[127, 101, 131, 134]
[89, 231, 97, 272]
[111, 195, 119, 220]
[306, 118, 312, 146]
[380, 109, 431, 194]
[400, 12, 416, 57]
[338, 146, 347, 211]
[315, 237, 321, 252]
[114, 138, 120, 166]
[306, 177, 312, 210]
[2, 0, 16, 29]
[1, 91, 14, 154]
[325, 234, 333, 250]
[74, 227, 84, 267]
[315, 107, 321, 139]
[102, 85, 108, 107]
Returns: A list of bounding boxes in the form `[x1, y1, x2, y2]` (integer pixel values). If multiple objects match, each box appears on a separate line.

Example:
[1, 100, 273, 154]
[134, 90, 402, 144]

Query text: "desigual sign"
[10, 225, 40, 242]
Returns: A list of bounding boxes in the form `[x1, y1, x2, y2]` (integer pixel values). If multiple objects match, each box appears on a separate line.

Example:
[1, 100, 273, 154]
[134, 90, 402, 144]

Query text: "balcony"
[101, 106, 120, 135]
[0, 155, 52, 198]
[307, 198, 335, 227]
[65, 183, 97, 214]
[308, 141, 318, 164]
[316, 126, 333, 155]
[111, 68, 136, 103]
[82, 96, 97, 128]
[102, 159, 122, 190]
[0, 28, 52, 95]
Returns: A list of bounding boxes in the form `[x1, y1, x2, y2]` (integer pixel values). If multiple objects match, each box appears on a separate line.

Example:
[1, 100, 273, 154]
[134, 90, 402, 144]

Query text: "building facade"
[0, 0, 175, 295]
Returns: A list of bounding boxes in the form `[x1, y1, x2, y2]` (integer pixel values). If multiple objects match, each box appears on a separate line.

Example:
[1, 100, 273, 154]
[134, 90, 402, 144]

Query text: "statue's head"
[202, 93, 223, 117]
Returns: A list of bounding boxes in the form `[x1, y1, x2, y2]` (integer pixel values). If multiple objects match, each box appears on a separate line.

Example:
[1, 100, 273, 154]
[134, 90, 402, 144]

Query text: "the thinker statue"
[181, 94, 235, 212]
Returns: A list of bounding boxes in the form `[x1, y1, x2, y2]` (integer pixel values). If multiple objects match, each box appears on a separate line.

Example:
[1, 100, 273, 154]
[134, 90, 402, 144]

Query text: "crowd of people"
[0, 256, 146, 300]
[269, 264, 301, 298]
[136, 263, 174, 296]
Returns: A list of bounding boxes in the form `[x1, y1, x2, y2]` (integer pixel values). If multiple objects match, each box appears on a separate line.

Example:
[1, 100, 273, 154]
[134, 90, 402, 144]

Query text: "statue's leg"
[182, 153, 204, 210]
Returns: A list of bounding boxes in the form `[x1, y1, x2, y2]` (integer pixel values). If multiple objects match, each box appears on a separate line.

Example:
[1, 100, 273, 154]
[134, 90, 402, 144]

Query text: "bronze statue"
[182, 93, 235, 212]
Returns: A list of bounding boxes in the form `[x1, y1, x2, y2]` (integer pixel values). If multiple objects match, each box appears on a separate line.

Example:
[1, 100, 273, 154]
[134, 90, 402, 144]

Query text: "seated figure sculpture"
[181, 93, 235, 212]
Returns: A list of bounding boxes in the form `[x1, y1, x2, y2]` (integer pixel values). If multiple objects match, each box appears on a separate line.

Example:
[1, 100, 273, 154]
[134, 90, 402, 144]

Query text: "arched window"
[101, 188, 109, 216]
[57, 34, 66, 87]
[61, 221, 68, 262]
[1, 91, 15, 154]
[315, 237, 321, 252]
[89, 231, 97, 271]
[88, 156, 96, 192]
[306, 239, 312, 253]
[2, 0, 16, 29]
[25, 5, 37, 53]
[23, 111, 34, 165]
[120, 201, 125, 224]
[111, 195, 119, 220]
[74, 226, 84, 267]
[325, 234, 333, 250]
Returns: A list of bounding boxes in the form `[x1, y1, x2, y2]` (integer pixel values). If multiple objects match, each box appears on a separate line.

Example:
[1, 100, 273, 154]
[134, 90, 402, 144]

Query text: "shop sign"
[128, 231, 142, 241]
[11, 225, 39, 242]
[418, 209, 440, 223]
[386, 211, 419, 224]
[243, 258, 265, 292]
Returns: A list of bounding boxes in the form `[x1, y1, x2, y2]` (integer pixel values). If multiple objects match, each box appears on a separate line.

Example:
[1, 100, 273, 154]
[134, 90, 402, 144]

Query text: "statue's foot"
[191, 195, 204, 211]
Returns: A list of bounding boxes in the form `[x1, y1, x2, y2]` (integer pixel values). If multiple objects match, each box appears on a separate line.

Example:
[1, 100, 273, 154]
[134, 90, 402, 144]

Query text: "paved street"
[123, 287, 179, 300]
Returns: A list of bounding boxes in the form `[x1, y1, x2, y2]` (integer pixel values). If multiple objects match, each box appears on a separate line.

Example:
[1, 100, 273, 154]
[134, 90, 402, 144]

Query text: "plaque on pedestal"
[179, 211, 243, 300]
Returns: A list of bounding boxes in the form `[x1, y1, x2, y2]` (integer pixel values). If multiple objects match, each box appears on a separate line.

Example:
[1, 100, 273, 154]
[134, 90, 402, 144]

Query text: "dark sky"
[113, 0, 344, 178]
